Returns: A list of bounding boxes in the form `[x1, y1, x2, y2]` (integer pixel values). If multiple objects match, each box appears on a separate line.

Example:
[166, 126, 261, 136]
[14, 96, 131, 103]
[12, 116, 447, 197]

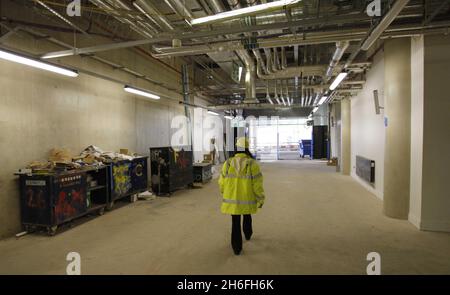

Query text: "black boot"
[243, 215, 253, 241]
[231, 215, 242, 255]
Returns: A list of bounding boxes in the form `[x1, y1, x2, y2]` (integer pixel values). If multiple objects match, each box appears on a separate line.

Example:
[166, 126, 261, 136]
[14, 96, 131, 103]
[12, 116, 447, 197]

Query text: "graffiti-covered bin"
[18, 166, 110, 235]
[109, 156, 149, 203]
[19, 171, 87, 233]
[150, 146, 193, 196]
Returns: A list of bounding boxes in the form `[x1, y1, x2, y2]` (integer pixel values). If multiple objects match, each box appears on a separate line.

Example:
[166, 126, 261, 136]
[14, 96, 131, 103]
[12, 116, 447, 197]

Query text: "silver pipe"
[281, 47, 287, 70]
[218, 0, 256, 102]
[285, 80, 291, 106]
[46, 17, 450, 59]
[313, 93, 320, 106]
[345, 0, 410, 68]
[199, 84, 328, 95]
[307, 88, 312, 106]
[133, 0, 175, 32]
[211, 103, 308, 110]
[228, 0, 242, 9]
[16, 27, 182, 99]
[252, 49, 268, 75]
[164, 0, 193, 26]
[241, 50, 257, 101]
[106, 0, 158, 35]
[263, 48, 273, 74]
[301, 88, 305, 106]
[254, 55, 326, 79]
[279, 80, 285, 105]
[35, 0, 89, 36]
[266, 81, 273, 104]
[326, 41, 349, 81]
[209, 0, 226, 13]
[90, 0, 153, 38]
[273, 48, 281, 70]
[274, 80, 280, 105]
[361, 0, 410, 50]
[131, 1, 163, 29]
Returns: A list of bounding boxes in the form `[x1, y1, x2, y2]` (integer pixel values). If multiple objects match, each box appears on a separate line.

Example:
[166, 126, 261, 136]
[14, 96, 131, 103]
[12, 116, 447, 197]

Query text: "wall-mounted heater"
[356, 155, 375, 185]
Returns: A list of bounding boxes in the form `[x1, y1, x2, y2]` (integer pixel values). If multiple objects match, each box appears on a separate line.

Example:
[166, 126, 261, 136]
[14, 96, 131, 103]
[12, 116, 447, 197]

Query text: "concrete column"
[340, 98, 351, 175]
[383, 38, 411, 219]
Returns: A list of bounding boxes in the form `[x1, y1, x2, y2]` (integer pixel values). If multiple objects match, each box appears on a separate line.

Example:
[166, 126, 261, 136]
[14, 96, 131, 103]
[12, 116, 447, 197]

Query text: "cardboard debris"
[49, 148, 73, 163]
[27, 161, 53, 173]
[327, 157, 338, 166]
[138, 191, 155, 201]
[23, 145, 143, 174]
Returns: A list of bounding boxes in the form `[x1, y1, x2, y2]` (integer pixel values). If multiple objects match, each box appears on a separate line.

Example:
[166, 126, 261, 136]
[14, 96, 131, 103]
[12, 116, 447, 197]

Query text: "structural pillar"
[383, 38, 411, 219]
[340, 98, 351, 175]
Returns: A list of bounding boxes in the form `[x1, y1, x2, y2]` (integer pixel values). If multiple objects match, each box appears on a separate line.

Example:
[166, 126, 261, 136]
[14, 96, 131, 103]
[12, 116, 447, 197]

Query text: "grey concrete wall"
[0, 3, 187, 238]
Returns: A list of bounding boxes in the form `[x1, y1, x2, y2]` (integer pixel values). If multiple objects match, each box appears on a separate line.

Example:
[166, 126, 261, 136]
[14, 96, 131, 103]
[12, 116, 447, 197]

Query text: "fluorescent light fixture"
[124, 86, 160, 100]
[238, 66, 243, 82]
[225, 115, 234, 120]
[191, 0, 302, 25]
[208, 110, 219, 116]
[312, 107, 319, 113]
[0, 48, 78, 77]
[318, 96, 328, 105]
[42, 51, 76, 59]
[329, 72, 348, 91]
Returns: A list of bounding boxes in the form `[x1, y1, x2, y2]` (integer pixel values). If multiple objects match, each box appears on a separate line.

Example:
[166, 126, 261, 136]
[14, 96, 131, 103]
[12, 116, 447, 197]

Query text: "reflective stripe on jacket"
[218, 153, 265, 215]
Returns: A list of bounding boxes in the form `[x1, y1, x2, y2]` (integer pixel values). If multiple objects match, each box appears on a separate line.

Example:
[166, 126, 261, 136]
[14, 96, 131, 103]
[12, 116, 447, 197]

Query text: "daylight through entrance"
[249, 118, 312, 160]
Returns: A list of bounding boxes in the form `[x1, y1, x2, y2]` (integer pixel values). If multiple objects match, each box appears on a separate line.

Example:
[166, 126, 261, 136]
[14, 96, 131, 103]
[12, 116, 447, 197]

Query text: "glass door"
[249, 118, 312, 160]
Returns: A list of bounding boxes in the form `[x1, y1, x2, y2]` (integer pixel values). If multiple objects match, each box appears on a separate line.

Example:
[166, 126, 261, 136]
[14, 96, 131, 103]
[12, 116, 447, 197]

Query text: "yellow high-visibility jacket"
[219, 153, 265, 215]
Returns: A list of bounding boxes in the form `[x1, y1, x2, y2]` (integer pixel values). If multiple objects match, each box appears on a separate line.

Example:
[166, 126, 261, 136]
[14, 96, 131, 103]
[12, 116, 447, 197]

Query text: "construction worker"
[218, 137, 265, 255]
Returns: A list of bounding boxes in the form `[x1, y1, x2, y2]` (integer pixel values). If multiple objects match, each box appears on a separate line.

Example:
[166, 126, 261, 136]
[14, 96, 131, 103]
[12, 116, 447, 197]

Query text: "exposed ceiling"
[1, 0, 450, 115]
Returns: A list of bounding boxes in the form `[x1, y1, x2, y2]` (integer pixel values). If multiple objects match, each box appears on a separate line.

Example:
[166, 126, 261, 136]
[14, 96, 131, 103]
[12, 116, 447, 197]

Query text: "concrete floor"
[0, 160, 449, 275]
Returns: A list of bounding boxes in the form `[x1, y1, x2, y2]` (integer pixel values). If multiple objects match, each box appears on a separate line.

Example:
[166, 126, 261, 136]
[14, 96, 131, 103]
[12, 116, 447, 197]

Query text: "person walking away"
[218, 137, 265, 255]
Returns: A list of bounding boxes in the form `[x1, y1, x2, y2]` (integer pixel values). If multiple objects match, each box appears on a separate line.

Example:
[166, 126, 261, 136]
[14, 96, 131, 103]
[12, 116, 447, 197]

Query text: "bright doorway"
[249, 118, 312, 160]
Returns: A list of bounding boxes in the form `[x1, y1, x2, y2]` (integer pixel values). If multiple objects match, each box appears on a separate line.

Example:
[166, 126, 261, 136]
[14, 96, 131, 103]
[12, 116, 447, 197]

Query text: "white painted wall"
[350, 51, 385, 199]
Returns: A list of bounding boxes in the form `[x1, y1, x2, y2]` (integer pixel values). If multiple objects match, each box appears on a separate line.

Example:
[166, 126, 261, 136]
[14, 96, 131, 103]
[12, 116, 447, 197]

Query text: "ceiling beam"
[40, 12, 370, 58]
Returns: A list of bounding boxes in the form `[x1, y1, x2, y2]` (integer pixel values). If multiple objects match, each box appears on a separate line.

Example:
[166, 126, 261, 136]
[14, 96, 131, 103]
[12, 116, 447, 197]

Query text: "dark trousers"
[231, 215, 253, 253]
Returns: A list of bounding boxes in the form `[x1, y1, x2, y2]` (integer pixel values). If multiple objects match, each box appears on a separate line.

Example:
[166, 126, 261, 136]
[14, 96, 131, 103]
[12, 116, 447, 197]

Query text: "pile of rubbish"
[22, 145, 141, 174]
[75, 145, 136, 164]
